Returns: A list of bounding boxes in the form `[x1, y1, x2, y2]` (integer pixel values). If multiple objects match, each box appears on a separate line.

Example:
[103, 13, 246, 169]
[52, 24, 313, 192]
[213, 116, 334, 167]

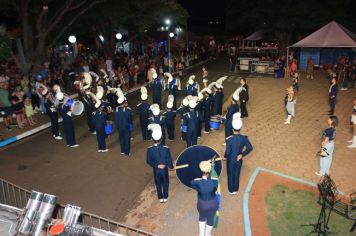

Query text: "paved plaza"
[0, 57, 355, 235]
[124, 70, 356, 235]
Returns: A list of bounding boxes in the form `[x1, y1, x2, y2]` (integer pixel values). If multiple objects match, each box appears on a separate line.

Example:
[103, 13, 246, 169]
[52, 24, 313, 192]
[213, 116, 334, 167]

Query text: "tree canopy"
[0, 0, 188, 70]
[225, 0, 356, 50]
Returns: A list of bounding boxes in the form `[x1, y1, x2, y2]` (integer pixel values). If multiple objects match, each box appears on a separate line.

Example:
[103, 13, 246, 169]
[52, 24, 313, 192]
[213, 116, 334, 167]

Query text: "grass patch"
[265, 184, 354, 236]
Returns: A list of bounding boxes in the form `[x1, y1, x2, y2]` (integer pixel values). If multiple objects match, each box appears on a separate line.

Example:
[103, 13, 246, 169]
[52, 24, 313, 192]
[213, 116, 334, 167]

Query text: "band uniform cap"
[199, 161, 211, 173]
[232, 118, 243, 130]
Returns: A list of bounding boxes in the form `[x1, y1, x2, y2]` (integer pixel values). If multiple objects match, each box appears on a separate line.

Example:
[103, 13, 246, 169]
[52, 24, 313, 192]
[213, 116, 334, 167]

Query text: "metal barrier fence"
[0, 177, 156, 236]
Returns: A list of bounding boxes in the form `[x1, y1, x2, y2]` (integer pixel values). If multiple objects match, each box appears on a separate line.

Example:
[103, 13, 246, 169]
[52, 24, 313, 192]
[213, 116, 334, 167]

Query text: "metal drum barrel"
[17, 191, 44, 234]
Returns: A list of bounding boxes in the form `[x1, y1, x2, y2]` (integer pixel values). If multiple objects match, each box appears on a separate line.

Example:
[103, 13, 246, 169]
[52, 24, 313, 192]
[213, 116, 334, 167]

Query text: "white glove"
[66, 111, 72, 117]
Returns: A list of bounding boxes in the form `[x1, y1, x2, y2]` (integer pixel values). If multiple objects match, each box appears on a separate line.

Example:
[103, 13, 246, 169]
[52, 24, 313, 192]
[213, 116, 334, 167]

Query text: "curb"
[242, 167, 317, 236]
[0, 61, 207, 148]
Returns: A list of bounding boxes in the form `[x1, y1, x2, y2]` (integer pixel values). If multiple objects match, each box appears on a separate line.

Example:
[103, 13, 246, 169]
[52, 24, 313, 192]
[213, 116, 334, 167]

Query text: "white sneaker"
[102, 149, 109, 152]
[98, 150, 102, 153]
[54, 135, 63, 140]
[163, 199, 168, 203]
[340, 88, 347, 91]
[348, 140, 353, 143]
[284, 120, 290, 124]
[203, 131, 210, 134]
[229, 192, 237, 195]
[91, 131, 96, 134]
[347, 144, 356, 148]
[159, 199, 164, 203]
[315, 172, 323, 177]
[222, 143, 226, 146]
[70, 144, 79, 148]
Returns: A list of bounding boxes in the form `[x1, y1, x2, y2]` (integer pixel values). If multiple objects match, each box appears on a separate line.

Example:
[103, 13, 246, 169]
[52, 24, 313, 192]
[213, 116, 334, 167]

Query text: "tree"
[71, 0, 188, 56]
[0, 35, 11, 63]
[0, 0, 105, 71]
[226, 0, 356, 54]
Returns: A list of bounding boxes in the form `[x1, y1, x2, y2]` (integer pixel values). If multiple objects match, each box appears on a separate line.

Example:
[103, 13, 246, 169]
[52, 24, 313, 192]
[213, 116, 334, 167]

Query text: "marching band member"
[185, 75, 199, 96]
[163, 95, 177, 141]
[42, 86, 62, 140]
[151, 69, 163, 108]
[137, 87, 150, 141]
[183, 99, 199, 147]
[201, 88, 213, 133]
[196, 93, 204, 138]
[92, 97, 109, 153]
[146, 124, 173, 203]
[202, 67, 209, 88]
[177, 97, 189, 141]
[224, 113, 253, 194]
[239, 78, 249, 118]
[56, 92, 79, 148]
[149, 104, 166, 145]
[224, 91, 240, 141]
[165, 73, 179, 110]
[190, 161, 218, 236]
[113, 95, 132, 156]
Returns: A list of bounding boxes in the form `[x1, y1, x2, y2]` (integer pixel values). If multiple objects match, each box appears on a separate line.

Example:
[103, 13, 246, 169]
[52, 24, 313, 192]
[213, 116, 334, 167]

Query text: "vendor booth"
[287, 21, 356, 70]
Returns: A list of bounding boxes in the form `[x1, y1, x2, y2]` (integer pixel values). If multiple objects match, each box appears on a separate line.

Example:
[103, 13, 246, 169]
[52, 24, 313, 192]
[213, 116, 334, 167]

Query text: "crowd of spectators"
[0, 42, 209, 134]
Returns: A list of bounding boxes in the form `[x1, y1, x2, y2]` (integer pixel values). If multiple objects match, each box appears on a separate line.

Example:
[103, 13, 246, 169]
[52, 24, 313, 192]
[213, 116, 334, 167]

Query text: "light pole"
[68, 35, 77, 57]
[165, 19, 172, 73]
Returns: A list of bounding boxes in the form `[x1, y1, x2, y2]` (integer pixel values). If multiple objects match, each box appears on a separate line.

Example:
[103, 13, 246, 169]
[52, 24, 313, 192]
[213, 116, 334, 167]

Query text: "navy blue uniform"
[202, 95, 213, 132]
[224, 104, 240, 138]
[79, 92, 95, 133]
[167, 78, 179, 110]
[57, 102, 77, 146]
[185, 83, 198, 96]
[177, 105, 188, 141]
[224, 134, 253, 193]
[213, 90, 224, 115]
[44, 95, 60, 137]
[146, 144, 173, 200]
[195, 101, 204, 138]
[183, 111, 199, 147]
[149, 116, 166, 145]
[190, 177, 219, 226]
[113, 106, 132, 155]
[92, 110, 108, 150]
[328, 83, 338, 114]
[163, 110, 177, 140]
[137, 102, 150, 140]
[152, 77, 163, 107]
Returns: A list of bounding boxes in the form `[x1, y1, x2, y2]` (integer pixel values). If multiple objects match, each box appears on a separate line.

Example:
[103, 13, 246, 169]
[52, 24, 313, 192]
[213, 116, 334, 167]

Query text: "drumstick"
[175, 157, 223, 170]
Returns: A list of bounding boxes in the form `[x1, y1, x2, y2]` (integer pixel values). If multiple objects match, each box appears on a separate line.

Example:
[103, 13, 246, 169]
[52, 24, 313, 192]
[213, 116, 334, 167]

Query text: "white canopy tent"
[287, 21, 356, 68]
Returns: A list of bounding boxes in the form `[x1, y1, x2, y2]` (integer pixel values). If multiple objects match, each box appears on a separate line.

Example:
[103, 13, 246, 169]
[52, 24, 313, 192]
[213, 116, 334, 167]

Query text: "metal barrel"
[17, 191, 44, 234]
[32, 194, 57, 236]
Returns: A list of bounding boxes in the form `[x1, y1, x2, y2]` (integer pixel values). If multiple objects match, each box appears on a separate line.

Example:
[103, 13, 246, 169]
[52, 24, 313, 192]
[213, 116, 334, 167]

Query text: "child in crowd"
[347, 97, 356, 148]
[11, 86, 25, 129]
[24, 97, 36, 126]
[284, 86, 296, 124]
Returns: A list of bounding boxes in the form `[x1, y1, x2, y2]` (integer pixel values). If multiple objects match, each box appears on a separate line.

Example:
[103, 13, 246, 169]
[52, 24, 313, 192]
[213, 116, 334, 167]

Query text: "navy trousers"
[86, 111, 95, 132]
[63, 118, 76, 146]
[166, 123, 175, 140]
[227, 159, 243, 193]
[118, 129, 130, 155]
[48, 112, 59, 136]
[186, 130, 197, 147]
[96, 129, 106, 150]
[140, 120, 149, 140]
[154, 168, 169, 199]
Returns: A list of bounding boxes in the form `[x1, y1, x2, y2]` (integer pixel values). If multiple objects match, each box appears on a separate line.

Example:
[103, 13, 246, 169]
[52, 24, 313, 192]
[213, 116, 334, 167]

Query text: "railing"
[0, 177, 156, 236]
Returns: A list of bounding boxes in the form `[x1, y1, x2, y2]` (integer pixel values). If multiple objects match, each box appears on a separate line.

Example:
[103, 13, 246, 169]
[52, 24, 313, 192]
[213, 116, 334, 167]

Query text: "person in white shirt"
[348, 97, 356, 148]
[105, 57, 113, 72]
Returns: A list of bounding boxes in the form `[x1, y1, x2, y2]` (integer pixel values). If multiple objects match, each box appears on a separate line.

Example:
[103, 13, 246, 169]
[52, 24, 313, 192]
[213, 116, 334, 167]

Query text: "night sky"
[177, 0, 226, 34]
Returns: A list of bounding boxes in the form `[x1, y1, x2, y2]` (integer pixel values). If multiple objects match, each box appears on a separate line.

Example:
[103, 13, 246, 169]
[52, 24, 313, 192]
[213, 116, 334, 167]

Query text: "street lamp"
[169, 32, 175, 38]
[165, 19, 172, 73]
[68, 35, 77, 57]
[116, 33, 122, 40]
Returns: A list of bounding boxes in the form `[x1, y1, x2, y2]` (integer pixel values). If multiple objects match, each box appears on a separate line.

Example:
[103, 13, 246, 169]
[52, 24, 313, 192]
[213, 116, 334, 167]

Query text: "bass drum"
[175, 145, 222, 189]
